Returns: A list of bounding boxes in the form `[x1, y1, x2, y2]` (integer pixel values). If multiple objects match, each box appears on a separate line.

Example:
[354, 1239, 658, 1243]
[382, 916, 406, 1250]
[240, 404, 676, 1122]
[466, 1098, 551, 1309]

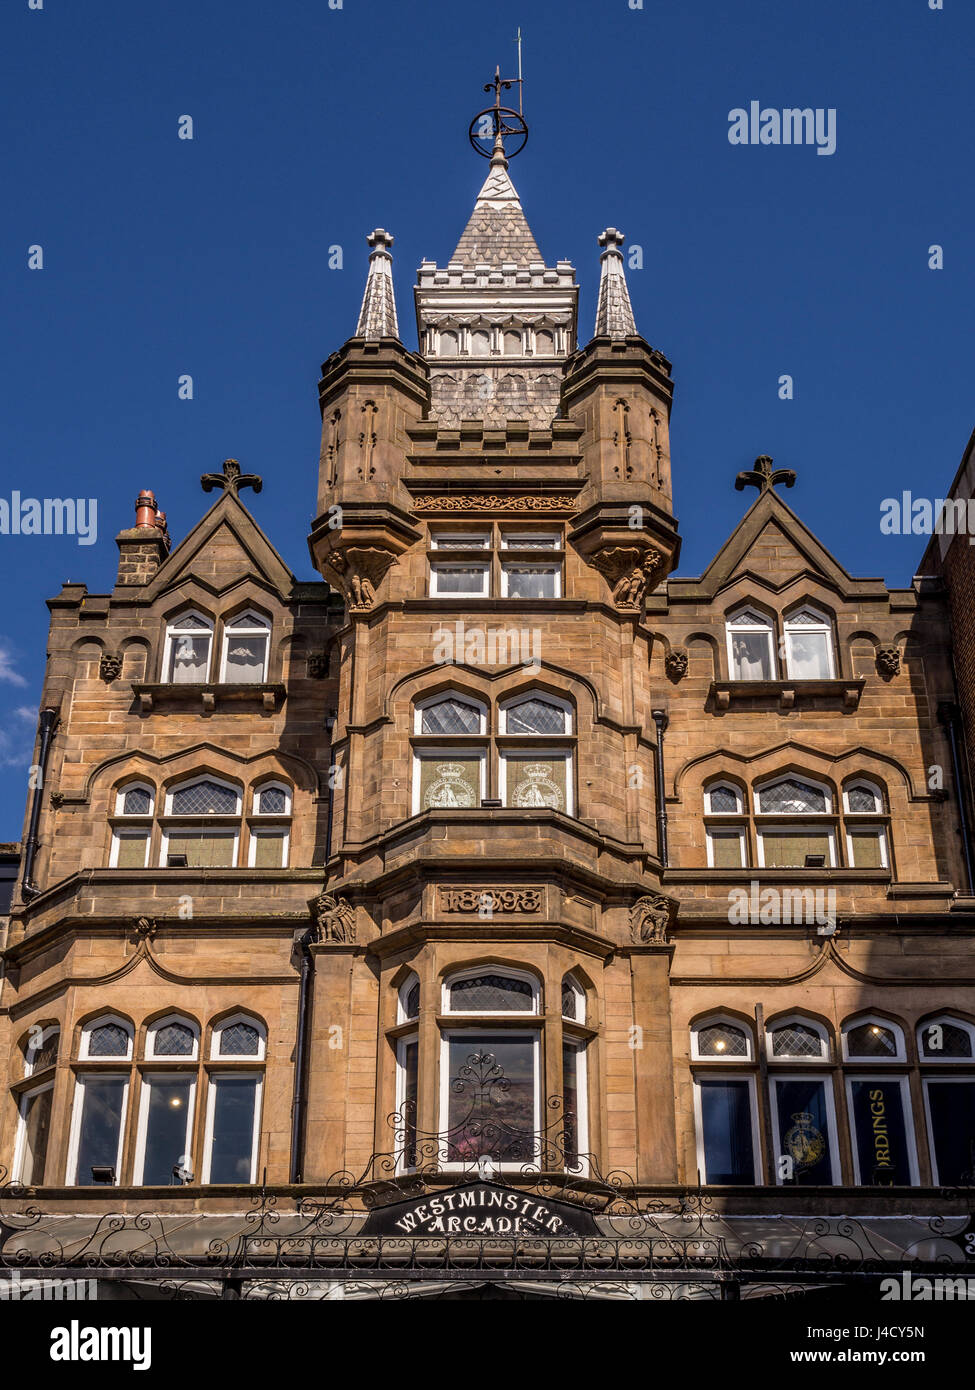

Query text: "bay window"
[14, 1083, 53, 1186]
[134, 1075, 196, 1185]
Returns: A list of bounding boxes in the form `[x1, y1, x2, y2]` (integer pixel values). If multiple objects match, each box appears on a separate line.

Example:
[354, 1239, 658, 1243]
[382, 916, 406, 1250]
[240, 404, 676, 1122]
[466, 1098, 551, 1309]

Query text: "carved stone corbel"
[664, 647, 688, 681]
[591, 545, 664, 610]
[311, 892, 357, 943]
[324, 547, 398, 611]
[629, 893, 678, 945]
[99, 653, 122, 683]
[876, 645, 901, 678]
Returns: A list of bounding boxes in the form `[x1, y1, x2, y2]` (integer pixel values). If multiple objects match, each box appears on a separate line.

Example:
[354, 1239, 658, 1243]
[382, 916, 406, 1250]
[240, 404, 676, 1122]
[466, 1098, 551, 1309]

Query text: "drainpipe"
[939, 702, 975, 895]
[651, 709, 669, 868]
[289, 928, 315, 1184]
[20, 707, 59, 903]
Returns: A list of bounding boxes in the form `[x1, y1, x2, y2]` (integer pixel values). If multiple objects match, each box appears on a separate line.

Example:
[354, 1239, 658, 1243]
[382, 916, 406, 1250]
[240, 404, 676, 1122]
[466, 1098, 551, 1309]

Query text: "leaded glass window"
[447, 973, 535, 1013]
[170, 780, 239, 816]
[771, 1023, 825, 1059]
[153, 1022, 195, 1056]
[846, 1021, 898, 1058]
[256, 786, 287, 814]
[120, 786, 152, 816]
[920, 1021, 973, 1059]
[696, 1021, 748, 1058]
[504, 698, 566, 735]
[217, 1022, 261, 1057]
[24, 1028, 59, 1073]
[88, 1022, 131, 1057]
[420, 698, 482, 735]
[847, 784, 882, 813]
[404, 982, 421, 1020]
[757, 779, 828, 814]
[707, 784, 741, 814]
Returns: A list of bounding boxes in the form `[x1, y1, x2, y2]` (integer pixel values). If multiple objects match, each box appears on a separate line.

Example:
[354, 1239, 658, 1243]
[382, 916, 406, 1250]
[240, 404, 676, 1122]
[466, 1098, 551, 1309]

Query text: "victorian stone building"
[2, 115, 974, 1301]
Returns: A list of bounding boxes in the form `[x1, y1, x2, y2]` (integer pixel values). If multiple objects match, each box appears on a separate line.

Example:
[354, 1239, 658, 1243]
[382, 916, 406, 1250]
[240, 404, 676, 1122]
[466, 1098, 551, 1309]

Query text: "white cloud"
[0, 643, 27, 688]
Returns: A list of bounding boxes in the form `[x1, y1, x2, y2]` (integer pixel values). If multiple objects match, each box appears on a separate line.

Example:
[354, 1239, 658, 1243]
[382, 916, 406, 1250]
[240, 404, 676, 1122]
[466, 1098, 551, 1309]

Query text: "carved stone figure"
[876, 645, 901, 678]
[312, 893, 357, 943]
[629, 894, 678, 944]
[99, 653, 122, 682]
[665, 647, 688, 681]
[591, 546, 663, 609]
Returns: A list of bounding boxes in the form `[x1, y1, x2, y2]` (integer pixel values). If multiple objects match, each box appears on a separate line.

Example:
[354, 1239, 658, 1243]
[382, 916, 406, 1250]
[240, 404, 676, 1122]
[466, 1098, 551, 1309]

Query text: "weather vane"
[468, 28, 528, 160]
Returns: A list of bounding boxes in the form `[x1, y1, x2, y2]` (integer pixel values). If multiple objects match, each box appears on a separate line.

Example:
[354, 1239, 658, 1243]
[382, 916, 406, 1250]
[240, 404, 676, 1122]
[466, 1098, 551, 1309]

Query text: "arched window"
[23, 1025, 59, 1077]
[440, 970, 542, 1167]
[81, 1015, 134, 1061]
[249, 781, 292, 868]
[918, 1016, 975, 1061]
[70, 1016, 135, 1186]
[844, 781, 884, 814]
[705, 782, 742, 815]
[396, 976, 421, 1171]
[755, 776, 835, 869]
[211, 1014, 265, 1060]
[110, 782, 155, 869]
[146, 1015, 199, 1060]
[783, 606, 835, 679]
[399, 974, 421, 1024]
[692, 1016, 752, 1060]
[201, 1016, 265, 1185]
[561, 974, 585, 1024]
[499, 693, 571, 735]
[691, 1016, 759, 1184]
[498, 692, 573, 815]
[220, 611, 270, 684]
[414, 692, 486, 735]
[704, 782, 747, 868]
[842, 1016, 905, 1061]
[163, 611, 213, 684]
[842, 779, 889, 869]
[412, 692, 487, 815]
[767, 1017, 829, 1060]
[162, 777, 242, 868]
[726, 608, 775, 681]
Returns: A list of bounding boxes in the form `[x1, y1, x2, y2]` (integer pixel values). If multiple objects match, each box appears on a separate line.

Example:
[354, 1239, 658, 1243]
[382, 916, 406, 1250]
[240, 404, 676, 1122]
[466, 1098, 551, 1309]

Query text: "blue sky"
[1, 0, 971, 835]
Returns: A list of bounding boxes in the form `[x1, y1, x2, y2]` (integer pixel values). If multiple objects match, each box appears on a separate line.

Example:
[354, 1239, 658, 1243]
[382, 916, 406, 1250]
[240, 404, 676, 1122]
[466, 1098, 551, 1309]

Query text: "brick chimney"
[114, 489, 171, 587]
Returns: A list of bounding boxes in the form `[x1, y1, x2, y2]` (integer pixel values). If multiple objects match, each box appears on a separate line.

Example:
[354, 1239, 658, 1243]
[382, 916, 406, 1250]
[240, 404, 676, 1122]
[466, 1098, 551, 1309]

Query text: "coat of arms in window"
[424, 762, 478, 808]
[510, 761, 564, 810]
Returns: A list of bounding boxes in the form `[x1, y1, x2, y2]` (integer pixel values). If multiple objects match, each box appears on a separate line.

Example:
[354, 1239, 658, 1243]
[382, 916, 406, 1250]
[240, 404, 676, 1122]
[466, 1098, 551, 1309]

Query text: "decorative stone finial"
[594, 227, 637, 339]
[734, 455, 796, 495]
[200, 458, 263, 497]
[355, 229, 400, 341]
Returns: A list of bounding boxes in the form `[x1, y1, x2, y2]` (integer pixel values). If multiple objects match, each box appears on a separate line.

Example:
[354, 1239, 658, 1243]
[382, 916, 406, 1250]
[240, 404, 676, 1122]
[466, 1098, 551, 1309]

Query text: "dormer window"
[726, 608, 775, 680]
[784, 606, 835, 679]
[220, 611, 270, 684]
[164, 612, 213, 684]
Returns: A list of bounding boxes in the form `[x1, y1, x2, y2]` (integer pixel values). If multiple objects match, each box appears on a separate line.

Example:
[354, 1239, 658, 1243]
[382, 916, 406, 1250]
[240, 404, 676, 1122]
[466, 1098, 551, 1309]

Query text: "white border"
[691, 1015, 754, 1062]
[395, 1032, 419, 1174]
[429, 562, 489, 598]
[146, 1014, 200, 1061]
[218, 610, 271, 684]
[210, 1013, 266, 1061]
[498, 747, 573, 816]
[498, 690, 572, 735]
[842, 1015, 906, 1063]
[442, 965, 541, 1016]
[252, 781, 293, 816]
[438, 1029, 541, 1171]
[164, 774, 242, 817]
[922, 1076, 975, 1184]
[414, 689, 488, 736]
[725, 607, 776, 681]
[114, 782, 155, 816]
[80, 1014, 134, 1062]
[110, 827, 151, 869]
[412, 748, 487, 816]
[398, 974, 421, 1024]
[12, 1080, 54, 1185]
[500, 562, 561, 599]
[562, 1036, 590, 1176]
[247, 825, 290, 868]
[706, 825, 747, 869]
[765, 1014, 829, 1061]
[844, 824, 889, 870]
[783, 605, 836, 679]
[162, 610, 213, 684]
[756, 824, 837, 869]
[160, 825, 239, 869]
[917, 1015, 975, 1062]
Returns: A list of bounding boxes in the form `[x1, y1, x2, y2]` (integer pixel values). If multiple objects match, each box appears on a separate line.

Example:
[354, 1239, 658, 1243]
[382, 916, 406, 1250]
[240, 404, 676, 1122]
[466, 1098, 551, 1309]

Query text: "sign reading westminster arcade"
[360, 1183, 599, 1238]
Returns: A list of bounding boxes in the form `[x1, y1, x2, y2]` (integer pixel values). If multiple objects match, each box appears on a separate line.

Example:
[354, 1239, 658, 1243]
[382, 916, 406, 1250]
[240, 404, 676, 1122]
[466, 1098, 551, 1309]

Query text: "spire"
[449, 151, 543, 269]
[594, 228, 636, 339]
[355, 229, 400, 340]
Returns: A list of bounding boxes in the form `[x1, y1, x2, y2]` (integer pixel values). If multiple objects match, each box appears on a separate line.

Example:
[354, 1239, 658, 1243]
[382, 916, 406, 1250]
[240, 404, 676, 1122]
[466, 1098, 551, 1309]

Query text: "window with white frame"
[501, 564, 560, 599]
[783, 606, 836, 680]
[845, 1074, 918, 1185]
[842, 780, 888, 869]
[726, 608, 775, 681]
[412, 692, 488, 813]
[220, 611, 270, 683]
[754, 775, 835, 868]
[134, 1073, 197, 1185]
[162, 777, 242, 868]
[81, 1015, 134, 1061]
[110, 782, 155, 868]
[704, 781, 747, 868]
[918, 1016, 975, 1061]
[415, 692, 486, 736]
[14, 1081, 53, 1185]
[248, 781, 292, 868]
[923, 1076, 975, 1185]
[692, 1017, 752, 1061]
[202, 1016, 265, 1184]
[68, 1074, 129, 1185]
[394, 968, 421, 1171]
[843, 1016, 905, 1062]
[693, 1075, 760, 1184]
[163, 611, 213, 684]
[767, 1017, 829, 1060]
[561, 973, 585, 1024]
[23, 1025, 59, 1077]
[768, 1072, 840, 1185]
[399, 974, 421, 1024]
[428, 525, 563, 599]
[439, 968, 542, 1167]
[430, 530, 490, 551]
[499, 692, 573, 814]
[146, 1015, 199, 1060]
[211, 1015, 266, 1060]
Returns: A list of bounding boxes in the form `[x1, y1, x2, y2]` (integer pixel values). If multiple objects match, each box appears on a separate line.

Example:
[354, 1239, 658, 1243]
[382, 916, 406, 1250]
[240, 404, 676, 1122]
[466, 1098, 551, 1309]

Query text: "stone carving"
[99, 653, 122, 683]
[665, 647, 688, 681]
[307, 651, 329, 680]
[613, 399, 632, 480]
[876, 645, 901, 678]
[413, 494, 576, 513]
[131, 915, 158, 943]
[312, 893, 357, 943]
[324, 409, 341, 488]
[439, 887, 542, 914]
[734, 455, 795, 495]
[358, 401, 378, 482]
[629, 894, 678, 945]
[201, 458, 263, 497]
[591, 546, 664, 608]
[324, 547, 397, 610]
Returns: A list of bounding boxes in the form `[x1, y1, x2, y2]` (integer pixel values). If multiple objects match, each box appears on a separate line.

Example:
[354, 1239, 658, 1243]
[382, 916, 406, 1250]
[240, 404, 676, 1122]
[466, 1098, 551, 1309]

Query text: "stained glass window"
[503, 756, 568, 811]
[448, 974, 535, 1012]
[165, 614, 212, 684]
[697, 1022, 748, 1058]
[757, 779, 828, 814]
[171, 780, 239, 815]
[217, 1022, 261, 1057]
[420, 698, 482, 735]
[87, 1022, 131, 1057]
[417, 756, 481, 810]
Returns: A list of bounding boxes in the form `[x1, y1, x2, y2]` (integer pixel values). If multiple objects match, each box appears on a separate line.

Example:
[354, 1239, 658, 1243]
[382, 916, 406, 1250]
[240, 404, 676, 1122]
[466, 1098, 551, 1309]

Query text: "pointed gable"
[449, 156, 543, 269]
[144, 490, 296, 602]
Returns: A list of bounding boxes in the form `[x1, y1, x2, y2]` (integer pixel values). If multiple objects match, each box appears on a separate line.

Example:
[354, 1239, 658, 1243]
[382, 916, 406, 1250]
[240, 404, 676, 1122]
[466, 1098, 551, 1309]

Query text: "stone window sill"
[708, 679, 864, 712]
[131, 682, 286, 713]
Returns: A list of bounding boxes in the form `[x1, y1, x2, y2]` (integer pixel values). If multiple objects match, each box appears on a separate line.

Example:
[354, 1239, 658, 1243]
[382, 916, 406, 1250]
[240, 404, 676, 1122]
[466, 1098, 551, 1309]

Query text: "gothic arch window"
[399, 974, 421, 1024]
[110, 781, 155, 868]
[919, 1016, 975, 1185]
[440, 967, 542, 1168]
[842, 779, 889, 869]
[69, 1016, 135, 1186]
[534, 329, 555, 356]
[767, 1016, 829, 1060]
[704, 781, 747, 869]
[249, 781, 292, 868]
[163, 610, 213, 684]
[145, 1014, 199, 1061]
[754, 775, 835, 869]
[412, 692, 488, 815]
[161, 776, 242, 868]
[842, 1016, 905, 1062]
[841, 1016, 918, 1185]
[414, 691, 487, 736]
[498, 691, 574, 816]
[81, 1014, 134, 1061]
[726, 607, 775, 681]
[220, 610, 271, 684]
[211, 1014, 266, 1061]
[918, 1015, 975, 1061]
[561, 974, 585, 1024]
[783, 605, 836, 680]
[200, 1014, 266, 1184]
[690, 1015, 760, 1184]
[766, 1017, 841, 1184]
[23, 1024, 60, 1077]
[470, 328, 490, 355]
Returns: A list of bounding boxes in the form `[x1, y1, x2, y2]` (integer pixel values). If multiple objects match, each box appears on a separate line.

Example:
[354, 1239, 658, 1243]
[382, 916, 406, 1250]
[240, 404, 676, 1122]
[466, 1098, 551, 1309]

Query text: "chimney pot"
[135, 490, 157, 528]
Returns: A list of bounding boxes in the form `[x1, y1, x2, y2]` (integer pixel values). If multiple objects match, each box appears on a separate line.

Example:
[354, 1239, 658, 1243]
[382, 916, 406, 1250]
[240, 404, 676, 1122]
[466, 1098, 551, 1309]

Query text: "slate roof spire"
[355, 228, 400, 340]
[449, 142, 543, 269]
[594, 227, 637, 339]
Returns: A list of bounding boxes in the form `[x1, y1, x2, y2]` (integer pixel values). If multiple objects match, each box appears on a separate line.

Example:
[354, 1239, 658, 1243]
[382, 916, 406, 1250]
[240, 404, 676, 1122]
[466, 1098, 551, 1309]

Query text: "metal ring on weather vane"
[468, 107, 529, 160]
